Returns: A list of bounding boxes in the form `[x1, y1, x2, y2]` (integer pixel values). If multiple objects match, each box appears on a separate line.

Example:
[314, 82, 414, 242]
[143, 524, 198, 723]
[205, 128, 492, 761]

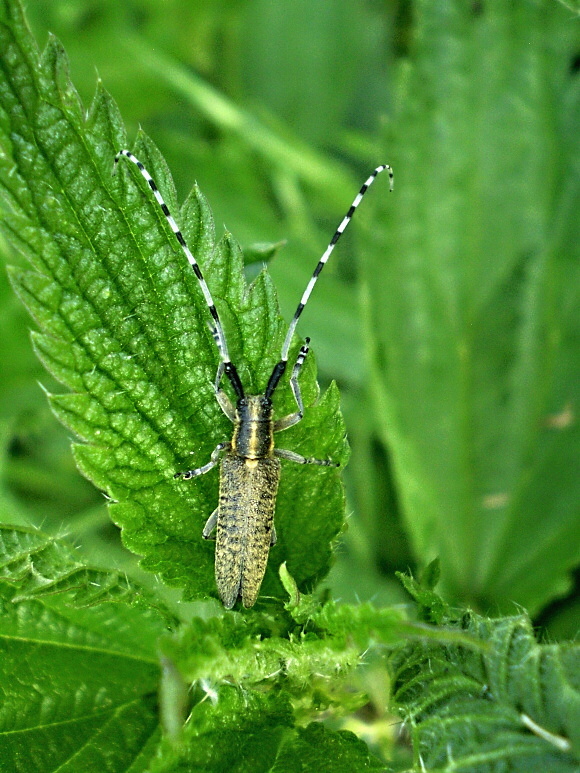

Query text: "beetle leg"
[202, 508, 218, 540]
[274, 447, 338, 467]
[274, 339, 310, 432]
[214, 362, 236, 422]
[174, 441, 230, 479]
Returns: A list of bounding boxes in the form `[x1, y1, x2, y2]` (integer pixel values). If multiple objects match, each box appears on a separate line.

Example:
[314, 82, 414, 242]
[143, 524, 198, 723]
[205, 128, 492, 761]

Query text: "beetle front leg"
[214, 362, 236, 421]
[274, 339, 310, 432]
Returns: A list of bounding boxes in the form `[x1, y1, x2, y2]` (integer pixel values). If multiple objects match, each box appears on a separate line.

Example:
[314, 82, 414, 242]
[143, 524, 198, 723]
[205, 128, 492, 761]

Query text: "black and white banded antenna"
[264, 163, 393, 399]
[115, 150, 392, 402]
[114, 149, 245, 399]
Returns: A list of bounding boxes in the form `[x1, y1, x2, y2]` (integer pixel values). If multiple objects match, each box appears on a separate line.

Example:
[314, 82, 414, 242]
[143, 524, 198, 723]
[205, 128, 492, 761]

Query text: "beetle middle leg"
[174, 441, 230, 480]
[202, 505, 278, 545]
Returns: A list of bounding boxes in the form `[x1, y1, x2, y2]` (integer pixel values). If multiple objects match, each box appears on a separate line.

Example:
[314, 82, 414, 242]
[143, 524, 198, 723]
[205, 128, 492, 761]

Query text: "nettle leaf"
[0, 0, 347, 605]
[365, 0, 580, 614]
[159, 598, 404, 706]
[0, 526, 393, 771]
[390, 607, 580, 772]
[396, 560, 450, 626]
[0, 525, 170, 772]
[151, 685, 384, 773]
[153, 600, 402, 772]
[0, 524, 172, 615]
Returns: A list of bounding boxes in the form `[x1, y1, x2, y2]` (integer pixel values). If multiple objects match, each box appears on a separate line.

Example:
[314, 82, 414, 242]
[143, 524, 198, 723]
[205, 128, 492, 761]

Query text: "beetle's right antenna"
[265, 164, 393, 398]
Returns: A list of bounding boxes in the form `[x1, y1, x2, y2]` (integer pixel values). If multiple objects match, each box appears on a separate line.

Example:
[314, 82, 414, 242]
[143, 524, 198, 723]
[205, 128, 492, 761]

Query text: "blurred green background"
[1, 0, 578, 636]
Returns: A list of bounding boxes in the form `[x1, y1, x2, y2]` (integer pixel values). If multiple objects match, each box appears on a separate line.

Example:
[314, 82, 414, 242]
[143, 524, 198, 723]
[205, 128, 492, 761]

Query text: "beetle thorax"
[232, 395, 275, 459]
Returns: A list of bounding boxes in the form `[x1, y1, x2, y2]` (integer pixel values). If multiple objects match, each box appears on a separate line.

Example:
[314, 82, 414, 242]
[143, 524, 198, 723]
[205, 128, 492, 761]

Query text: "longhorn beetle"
[115, 149, 393, 608]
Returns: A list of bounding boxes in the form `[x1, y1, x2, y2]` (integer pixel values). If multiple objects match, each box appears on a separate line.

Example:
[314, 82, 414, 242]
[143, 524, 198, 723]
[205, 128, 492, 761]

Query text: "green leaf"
[0, 525, 169, 772]
[151, 686, 295, 773]
[364, 0, 580, 614]
[389, 605, 580, 771]
[396, 560, 449, 626]
[271, 722, 385, 772]
[156, 593, 404, 737]
[154, 600, 403, 771]
[242, 240, 287, 267]
[0, 0, 348, 606]
[0, 524, 397, 770]
[151, 685, 385, 773]
[0, 524, 176, 620]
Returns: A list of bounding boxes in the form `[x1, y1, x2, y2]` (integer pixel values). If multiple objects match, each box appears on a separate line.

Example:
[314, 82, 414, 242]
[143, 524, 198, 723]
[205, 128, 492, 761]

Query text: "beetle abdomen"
[216, 455, 281, 608]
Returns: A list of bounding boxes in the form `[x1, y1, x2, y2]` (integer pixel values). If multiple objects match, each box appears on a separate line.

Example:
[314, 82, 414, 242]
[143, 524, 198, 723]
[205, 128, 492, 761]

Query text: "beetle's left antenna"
[114, 150, 245, 399]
